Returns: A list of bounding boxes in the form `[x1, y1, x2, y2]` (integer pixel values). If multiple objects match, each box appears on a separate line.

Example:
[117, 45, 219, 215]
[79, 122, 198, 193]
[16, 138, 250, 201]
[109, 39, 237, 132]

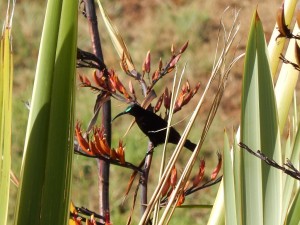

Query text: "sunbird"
[112, 104, 196, 151]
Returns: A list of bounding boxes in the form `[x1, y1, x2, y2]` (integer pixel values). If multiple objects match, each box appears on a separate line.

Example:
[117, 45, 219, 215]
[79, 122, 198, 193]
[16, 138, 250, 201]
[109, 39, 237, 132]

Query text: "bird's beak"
[112, 111, 128, 122]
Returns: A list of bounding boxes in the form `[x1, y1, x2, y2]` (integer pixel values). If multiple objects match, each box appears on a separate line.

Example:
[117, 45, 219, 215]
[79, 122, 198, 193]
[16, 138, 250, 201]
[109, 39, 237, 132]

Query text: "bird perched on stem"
[112, 104, 196, 151]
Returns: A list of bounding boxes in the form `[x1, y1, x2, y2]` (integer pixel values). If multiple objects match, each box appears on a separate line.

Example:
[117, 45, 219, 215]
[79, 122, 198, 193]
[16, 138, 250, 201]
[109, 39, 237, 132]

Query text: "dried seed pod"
[295, 41, 300, 66]
[120, 51, 131, 74]
[276, 3, 291, 38]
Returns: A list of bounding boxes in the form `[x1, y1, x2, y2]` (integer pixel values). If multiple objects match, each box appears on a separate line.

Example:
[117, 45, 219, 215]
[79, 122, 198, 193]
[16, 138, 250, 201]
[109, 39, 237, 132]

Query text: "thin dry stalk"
[138, 9, 241, 225]
[158, 11, 242, 225]
[153, 65, 187, 223]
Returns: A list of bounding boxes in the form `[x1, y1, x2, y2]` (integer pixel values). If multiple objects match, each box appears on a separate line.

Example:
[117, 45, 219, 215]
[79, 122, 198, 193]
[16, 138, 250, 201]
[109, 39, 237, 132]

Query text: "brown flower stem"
[139, 80, 154, 216]
[84, 0, 111, 221]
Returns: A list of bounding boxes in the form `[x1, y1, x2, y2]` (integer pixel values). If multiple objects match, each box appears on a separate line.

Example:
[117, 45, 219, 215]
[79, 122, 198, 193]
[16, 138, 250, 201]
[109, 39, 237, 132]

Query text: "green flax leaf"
[14, 0, 78, 224]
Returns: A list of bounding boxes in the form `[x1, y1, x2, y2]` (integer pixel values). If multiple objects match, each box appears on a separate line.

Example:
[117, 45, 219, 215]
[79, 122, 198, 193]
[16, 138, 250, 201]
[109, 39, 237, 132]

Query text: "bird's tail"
[184, 140, 196, 152]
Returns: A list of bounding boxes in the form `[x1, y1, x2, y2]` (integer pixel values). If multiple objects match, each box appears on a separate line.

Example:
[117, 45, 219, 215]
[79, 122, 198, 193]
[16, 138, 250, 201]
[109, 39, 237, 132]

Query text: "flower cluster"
[79, 69, 135, 103]
[140, 41, 190, 92]
[160, 153, 222, 206]
[70, 202, 112, 225]
[75, 123, 126, 164]
[154, 81, 201, 114]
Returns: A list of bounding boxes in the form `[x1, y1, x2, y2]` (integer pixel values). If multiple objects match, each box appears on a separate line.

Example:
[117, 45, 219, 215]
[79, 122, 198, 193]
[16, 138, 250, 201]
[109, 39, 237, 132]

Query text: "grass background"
[1, 0, 281, 224]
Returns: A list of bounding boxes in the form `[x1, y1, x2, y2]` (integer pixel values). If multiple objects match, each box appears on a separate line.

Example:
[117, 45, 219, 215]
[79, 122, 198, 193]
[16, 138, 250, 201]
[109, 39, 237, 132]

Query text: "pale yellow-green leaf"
[255, 12, 282, 225]
[223, 131, 237, 225]
[241, 10, 283, 225]
[241, 11, 263, 225]
[210, 2, 298, 225]
[207, 184, 225, 225]
[282, 127, 300, 224]
[97, 0, 135, 72]
[0, 12, 13, 225]
[233, 139, 242, 225]
[275, 37, 300, 134]
[286, 190, 300, 225]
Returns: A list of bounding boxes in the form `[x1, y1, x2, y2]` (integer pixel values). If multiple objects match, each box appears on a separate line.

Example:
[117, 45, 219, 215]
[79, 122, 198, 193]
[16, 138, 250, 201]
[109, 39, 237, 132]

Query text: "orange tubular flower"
[158, 57, 163, 71]
[151, 70, 160, 82]
[192, 82, 201, 95]
[94, 127, 110, 155]
[75, 123, 93, 156]
[128, 80, 136, 100]
[81, 75, 91, 86]
[107, 71, 117, 93]
[170, 166, 177, 189]
[89, 141, 97, 156]
[99, 137, 111, 156]
[154, 94, 164, 113]
[176, 193, 185, 206]
[168, 54, 181, 72]
[72, 216, 82, 225]
[193, 159, 205, 187]
[116, 140, 125, 164]
[87, 215, 97, 225]
[93, 132, 107, 156]
[110, 149, 117, 160]
[76, 124, 126, 164]
[174, 93, 184, 110]
[182, 92, 192, 105]
[163, 87, 171, 110]
[93, 70, 108, 90]
[161, 175, 171, 197]
[109, 71, 131, 99]
[171, 43, 175, 55]
[179, 41, 189, 54]
[143, 50, 151, 73]
[211, 153, 222, 180]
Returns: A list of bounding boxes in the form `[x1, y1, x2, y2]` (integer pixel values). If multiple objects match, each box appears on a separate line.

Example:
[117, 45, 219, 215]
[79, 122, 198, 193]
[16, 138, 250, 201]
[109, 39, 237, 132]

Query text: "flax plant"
[209, 1, 300, 224]
[13, 0, 78, 224]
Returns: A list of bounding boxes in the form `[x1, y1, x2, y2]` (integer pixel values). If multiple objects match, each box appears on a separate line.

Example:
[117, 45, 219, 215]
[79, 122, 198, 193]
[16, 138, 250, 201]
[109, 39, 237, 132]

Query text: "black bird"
[112, 104, 196, 151]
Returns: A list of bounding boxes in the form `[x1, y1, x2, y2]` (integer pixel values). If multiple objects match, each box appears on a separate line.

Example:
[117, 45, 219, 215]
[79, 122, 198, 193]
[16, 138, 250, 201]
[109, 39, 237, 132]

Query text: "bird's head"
[112, 104, 141, 121]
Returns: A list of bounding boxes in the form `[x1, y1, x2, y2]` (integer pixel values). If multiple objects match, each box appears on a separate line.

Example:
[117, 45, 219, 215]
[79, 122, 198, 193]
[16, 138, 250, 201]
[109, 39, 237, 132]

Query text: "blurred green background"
[0, 0, 280, 224]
